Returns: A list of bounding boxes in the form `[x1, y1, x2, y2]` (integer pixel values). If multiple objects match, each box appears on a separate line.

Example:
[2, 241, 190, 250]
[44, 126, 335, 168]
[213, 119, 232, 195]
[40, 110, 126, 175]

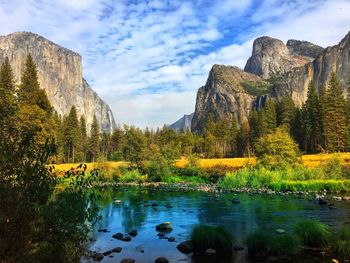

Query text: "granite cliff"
[192, 31, 350, 133]
[168, 113, 194, 133]
[0, 32, 116, 133]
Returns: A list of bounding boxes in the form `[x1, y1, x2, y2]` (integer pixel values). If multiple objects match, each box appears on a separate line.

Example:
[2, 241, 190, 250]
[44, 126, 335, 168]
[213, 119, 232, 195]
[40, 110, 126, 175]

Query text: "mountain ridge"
[0, 31, 116, 133]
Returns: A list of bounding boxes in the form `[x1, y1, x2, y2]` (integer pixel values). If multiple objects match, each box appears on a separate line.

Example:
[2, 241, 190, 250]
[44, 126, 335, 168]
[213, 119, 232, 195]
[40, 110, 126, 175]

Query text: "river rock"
[233, 245, 245, 251]
[129, 229, 138, 237]
[275, 228, 285, 234]
[112, 233, 124, 240]
[156, 222, 173, 231]
[91, 252, 104, 261]
[113, 247, 122, 253]
[205, 248, 217, 256]
[121, 259, 135, 263]
[123, 235, 132, 242]
[157, 232, 165, 237]
[155, 257, 169, 263]
[177, 241, 192, 254]
[168, 236, 175, 242]
[232, 198, 240, 204]
[318, 199, 327, 205]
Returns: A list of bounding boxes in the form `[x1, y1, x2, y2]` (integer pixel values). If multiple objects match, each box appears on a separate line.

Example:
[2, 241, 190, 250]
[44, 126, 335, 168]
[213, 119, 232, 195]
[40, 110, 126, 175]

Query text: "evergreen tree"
[0, 57, 18, 145]
[228, 114, 239, 157]
[18, 54, 52, 113]
[277, 96, 295, 130]
[263, 99, 277, 132]
[78, 116, 87, 161]
[304, 81, 322, 153]
[63, 106, 79, 162]
[291, 107, 305, 151]
[89, 115, 100, 162]
[323, 72, 346, 152]
[345, 76, 350, 151]
[248, 109, 259, 148]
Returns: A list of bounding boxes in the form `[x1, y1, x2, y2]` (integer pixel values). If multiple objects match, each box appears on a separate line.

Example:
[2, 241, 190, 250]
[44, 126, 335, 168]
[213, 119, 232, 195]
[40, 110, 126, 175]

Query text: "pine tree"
[323, 72, 346, 152]
[304, 81, 322, 153]
[263, 99, 277, 131]
[345, 76, 350, 151]
[89, 115, 100, 162]
[0, 58, 17, 131]
[248, 109, 259, 147]
[63, 106, 79, 162]
[228, 114, 239, 157]
[291, 107, 305, 150]
[277, 96, 295, 130]
[18, 54, 52, 114]
[78, 116, 87, 161]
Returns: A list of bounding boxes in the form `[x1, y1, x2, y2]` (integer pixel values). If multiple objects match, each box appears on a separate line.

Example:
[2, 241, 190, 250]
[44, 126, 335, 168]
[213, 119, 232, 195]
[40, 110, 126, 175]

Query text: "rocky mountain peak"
[0, 31, 116, 133]
[286, 39, 323, 59]
[244, 36, 317, 79]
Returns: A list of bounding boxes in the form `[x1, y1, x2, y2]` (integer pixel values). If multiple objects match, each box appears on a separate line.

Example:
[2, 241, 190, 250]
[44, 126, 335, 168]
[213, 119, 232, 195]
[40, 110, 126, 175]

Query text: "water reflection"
[86, 187, 350, 262]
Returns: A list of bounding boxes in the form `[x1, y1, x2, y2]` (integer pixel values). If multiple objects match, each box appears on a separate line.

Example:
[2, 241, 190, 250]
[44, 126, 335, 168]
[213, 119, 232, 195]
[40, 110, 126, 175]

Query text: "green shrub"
[144, 155, 172, 182]
[190, 225, 234, 254]
[322, 157, 343, 179]
[118, 169, 147, 183]
[293, 219, 331, 248]
[204, 165, 235, 183]
[268, 234, 300, 256]
[333, 226, 350, 260]
[255, 128, 300, 169]
[172, 166, 205, 178]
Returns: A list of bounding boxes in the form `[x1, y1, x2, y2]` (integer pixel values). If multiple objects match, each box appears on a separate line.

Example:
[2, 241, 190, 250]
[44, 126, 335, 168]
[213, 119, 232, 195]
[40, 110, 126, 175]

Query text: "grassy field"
[52, 153, 350, 172]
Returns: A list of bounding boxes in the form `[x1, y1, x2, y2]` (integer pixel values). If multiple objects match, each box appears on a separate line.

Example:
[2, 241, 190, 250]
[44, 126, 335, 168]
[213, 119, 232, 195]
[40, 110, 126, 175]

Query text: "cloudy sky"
[0, 0, 349, 128]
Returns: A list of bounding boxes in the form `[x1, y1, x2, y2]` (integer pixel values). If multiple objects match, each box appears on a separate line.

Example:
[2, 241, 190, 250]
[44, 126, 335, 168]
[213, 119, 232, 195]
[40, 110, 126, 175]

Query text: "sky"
[0, 0, 349, 128]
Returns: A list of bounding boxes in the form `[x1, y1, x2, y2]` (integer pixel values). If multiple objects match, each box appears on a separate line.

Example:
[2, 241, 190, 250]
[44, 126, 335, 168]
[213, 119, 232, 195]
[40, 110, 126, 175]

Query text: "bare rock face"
[192, 32, 349, 133]
[191, 65, 261, 133]
[0, 32, 116, 133]
[244, 36, 321, 79]
[273, 31, 350, 107]
[168, 113, 194, 133]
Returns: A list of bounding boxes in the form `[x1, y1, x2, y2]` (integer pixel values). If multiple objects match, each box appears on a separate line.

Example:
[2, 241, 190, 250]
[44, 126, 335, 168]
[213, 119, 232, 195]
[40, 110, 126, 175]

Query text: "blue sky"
[0, 0, 349, 128]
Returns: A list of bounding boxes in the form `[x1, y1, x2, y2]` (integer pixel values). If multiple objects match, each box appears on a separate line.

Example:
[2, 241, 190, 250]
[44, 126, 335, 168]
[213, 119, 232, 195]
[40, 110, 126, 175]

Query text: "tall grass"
[246, 231, 300, 257]
[190, 225, 234, 254]
[293, 219, 332, 248]
[333, 226, 350, 260]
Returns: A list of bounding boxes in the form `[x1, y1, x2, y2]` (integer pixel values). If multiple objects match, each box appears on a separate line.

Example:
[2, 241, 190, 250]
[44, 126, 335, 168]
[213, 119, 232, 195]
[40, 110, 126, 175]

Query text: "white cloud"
[0, 0, 349, 128]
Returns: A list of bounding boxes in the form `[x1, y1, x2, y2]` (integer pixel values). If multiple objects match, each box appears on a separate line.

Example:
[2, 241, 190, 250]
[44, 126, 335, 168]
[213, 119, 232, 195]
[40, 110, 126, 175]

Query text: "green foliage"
[241, 80, 271, 96]
[333, 226, 350, 260]
[118, 169, 147, 183]
[190, 225, 234, 254]
[293, 219, 331, 248]
[123, 125, 146, 167]
[255, 127, 300, 169]
[324, 72, 346, 152]
[246, 231, 300, 257]
[88, 115, 100, 162]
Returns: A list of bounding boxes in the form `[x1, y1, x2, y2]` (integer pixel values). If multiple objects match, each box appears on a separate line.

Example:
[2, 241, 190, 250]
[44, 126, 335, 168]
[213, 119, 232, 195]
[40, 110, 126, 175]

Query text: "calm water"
[86, 186, 350, 263]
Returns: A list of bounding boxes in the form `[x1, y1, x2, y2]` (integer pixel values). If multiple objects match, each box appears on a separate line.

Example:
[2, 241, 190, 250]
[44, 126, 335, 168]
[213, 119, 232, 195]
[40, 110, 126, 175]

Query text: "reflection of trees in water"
[196, 194, 304, 243]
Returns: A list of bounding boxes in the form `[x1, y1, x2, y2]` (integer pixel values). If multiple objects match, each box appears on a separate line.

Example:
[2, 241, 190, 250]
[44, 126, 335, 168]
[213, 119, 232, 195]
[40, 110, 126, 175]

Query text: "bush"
[172, 166, 205, 178]
[293, 219, 331, 248]
[204, 165, 235, 183]
[144, 155, 172, 182]
[333, 226, 350, 260]
[255, 128, 300, 169]
[190, 225, 234, 254]
[118, 169, 147, 183]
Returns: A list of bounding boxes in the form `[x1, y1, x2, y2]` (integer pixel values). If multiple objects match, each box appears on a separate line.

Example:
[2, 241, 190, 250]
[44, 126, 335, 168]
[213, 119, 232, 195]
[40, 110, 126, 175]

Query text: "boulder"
[156, 222, 173, 231]
[121, 259, 135, 263]
[177, 241, 192, 254]
[205, 248, 217, 256]
[91, 252, 104, 261]
[129, 229, 138, 237]
[155, 257, 169, 263]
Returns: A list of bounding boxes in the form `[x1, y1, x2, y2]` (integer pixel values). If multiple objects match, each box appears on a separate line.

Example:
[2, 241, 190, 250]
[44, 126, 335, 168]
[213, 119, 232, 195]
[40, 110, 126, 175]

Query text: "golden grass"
[52, 153, 350, 172]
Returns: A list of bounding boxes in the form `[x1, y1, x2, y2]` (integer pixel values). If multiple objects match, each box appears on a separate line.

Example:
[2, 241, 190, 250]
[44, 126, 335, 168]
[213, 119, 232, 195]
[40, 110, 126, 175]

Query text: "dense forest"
[1, 56, 350, 166]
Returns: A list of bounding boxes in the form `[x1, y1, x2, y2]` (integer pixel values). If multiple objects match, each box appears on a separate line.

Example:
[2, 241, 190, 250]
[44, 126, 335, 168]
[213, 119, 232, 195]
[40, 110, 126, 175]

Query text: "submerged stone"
[177, 241, 192, 254]
[91, 252, 104, 261]
[156, 222, 173, 231]
[155, 257, 169, 263]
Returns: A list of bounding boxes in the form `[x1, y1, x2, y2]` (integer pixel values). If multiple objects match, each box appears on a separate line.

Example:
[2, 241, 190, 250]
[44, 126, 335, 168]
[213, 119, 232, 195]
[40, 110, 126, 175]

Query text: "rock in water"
[156, 222, 173, 231]
[205, 248, 217, 256]
[275, 228, 285, 234]
[177, 241, 193, 254]
[91, 253, 104, 261]
[129, 229, 138, 237]
[155, 257, 169, 263]
[120, 259, 135, 263]
[0, 32, 116, 133]
[232, 198, 240, 204]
